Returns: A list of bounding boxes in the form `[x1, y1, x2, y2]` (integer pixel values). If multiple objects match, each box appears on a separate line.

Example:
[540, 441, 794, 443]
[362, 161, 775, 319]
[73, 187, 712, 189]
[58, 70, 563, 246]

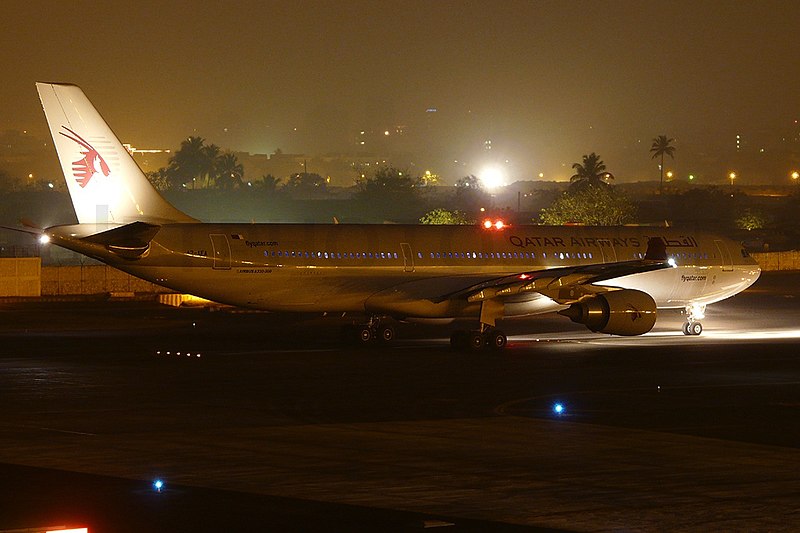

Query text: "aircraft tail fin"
[35, 82, 195, 225]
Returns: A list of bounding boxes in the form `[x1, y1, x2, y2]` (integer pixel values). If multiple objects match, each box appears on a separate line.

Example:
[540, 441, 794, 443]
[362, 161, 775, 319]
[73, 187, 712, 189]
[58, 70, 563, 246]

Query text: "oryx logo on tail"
[59, 126, 110, 188]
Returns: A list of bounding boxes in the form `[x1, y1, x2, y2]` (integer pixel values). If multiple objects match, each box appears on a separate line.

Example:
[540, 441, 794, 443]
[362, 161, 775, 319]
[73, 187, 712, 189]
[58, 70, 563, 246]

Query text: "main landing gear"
[344, 316, 395, 345]
[450, 326, 507, 351]
[682, 303, 706, 336]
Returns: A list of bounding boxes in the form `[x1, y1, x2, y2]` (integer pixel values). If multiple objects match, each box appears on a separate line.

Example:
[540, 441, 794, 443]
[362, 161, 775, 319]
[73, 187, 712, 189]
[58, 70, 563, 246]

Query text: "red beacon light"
[482, 219, 508, 230]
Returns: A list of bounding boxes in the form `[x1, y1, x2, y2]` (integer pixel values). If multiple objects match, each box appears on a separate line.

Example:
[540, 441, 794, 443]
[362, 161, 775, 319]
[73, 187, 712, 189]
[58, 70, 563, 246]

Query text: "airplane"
[30, 82, 761, 350]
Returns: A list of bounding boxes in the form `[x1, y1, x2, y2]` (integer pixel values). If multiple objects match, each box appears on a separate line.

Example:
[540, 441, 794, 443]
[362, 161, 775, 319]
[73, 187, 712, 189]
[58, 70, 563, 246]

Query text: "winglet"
[644, 237, 667, 261]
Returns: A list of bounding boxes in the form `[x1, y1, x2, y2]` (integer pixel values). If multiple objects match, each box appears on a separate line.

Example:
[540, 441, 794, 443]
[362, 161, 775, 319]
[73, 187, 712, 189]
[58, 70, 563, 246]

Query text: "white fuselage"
[49, 223, 761, 320]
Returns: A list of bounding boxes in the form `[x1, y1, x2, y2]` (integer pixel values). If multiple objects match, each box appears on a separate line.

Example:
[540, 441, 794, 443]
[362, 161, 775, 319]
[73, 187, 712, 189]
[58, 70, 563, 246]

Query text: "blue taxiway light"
[153, 479, 164, 492]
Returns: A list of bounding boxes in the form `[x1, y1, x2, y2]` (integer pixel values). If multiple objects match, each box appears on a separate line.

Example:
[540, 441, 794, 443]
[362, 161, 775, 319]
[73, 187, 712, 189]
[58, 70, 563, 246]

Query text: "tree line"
[140, 134, 681, 226]
[146, 136, 244, 190]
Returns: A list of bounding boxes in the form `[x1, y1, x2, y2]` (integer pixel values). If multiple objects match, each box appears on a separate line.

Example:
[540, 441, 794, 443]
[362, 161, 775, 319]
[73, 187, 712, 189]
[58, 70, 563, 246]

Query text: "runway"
[0, 272, 799, 531]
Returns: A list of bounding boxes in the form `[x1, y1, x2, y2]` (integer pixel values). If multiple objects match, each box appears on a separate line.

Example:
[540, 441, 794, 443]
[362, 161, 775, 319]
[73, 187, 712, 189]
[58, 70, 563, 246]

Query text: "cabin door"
[210, 234, 231, 270]
[600, 241, 617, 263]
[400, 243, 415, 273]
[714, 240, 734, 272]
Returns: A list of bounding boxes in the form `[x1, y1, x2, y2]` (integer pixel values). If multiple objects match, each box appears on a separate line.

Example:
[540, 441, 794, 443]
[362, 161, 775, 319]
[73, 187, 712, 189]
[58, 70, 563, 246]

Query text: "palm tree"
[570, 153, 614, 190]
[215, 152, 244, 190]
[168, 136, 207, 189]
[650, 135, 676, 194]
[259, 174, 282, 194]
[201, 143, 221, 188]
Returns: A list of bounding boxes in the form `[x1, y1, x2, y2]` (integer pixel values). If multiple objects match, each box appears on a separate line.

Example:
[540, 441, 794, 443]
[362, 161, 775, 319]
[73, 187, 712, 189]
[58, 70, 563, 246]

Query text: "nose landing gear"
[682, 321, 703, 336]
[682, 303, 706, 336]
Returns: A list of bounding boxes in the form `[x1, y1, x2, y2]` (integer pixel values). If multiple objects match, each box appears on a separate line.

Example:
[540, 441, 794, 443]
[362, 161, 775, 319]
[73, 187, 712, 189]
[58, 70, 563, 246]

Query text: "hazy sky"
[2, 0, 799, 180]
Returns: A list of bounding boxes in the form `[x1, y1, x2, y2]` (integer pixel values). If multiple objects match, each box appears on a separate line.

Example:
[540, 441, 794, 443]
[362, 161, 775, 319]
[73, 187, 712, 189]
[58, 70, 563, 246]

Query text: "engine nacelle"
[558, 289, 657, 336]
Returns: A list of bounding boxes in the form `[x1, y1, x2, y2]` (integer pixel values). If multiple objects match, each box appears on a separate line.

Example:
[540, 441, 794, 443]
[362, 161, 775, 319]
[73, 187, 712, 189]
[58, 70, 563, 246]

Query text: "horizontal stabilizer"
[82, 221, 161, 259]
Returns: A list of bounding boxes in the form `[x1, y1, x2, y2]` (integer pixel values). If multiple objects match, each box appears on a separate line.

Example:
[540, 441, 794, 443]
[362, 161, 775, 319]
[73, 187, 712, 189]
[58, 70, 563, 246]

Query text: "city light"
[729, 171, 736, 186]
[478, 165, 506, 189]
[791, 171, 799, 181]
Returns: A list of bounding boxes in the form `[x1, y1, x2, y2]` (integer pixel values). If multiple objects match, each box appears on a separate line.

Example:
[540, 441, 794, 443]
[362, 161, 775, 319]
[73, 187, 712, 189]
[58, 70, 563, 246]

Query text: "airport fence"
[750, 251, 800, 271]
[0, 258, 41, 297]
[40, 264, 171, 296]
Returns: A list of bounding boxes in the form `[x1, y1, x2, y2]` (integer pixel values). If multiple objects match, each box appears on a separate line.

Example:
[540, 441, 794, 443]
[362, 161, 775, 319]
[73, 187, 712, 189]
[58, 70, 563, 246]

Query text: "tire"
[379, 325, 395, 343]
[358, 327, 374, 343]
[488, 330, 507, 350]
[468, 332, 485, 351]
[682, 322, 691, 336]
[690, 322, 703, 336]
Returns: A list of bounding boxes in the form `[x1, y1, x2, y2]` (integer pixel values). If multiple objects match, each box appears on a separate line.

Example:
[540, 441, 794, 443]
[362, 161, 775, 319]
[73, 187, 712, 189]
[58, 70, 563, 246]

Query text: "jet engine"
[558, 289, 657, 336]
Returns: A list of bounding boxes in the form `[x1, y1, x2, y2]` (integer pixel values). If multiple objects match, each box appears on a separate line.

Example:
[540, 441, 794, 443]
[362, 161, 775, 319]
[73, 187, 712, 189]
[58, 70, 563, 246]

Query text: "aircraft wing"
[365, 237, 671, 321]
[436, 257, 672, 306]
[437, 235, 670, 305]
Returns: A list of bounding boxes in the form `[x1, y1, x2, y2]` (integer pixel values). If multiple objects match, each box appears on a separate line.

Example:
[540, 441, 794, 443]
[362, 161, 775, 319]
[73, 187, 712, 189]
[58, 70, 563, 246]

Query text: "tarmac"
[0, 272, 799, 531]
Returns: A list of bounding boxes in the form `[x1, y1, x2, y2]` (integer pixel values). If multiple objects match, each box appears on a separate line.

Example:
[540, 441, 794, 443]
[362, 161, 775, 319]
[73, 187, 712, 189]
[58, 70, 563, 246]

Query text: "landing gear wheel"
[378, 325, 395, 343]
[682, 322, 703, 336]
[468, 332, 485, 351]
[487, 329, 507, 350]
[358, 327, 374, 343]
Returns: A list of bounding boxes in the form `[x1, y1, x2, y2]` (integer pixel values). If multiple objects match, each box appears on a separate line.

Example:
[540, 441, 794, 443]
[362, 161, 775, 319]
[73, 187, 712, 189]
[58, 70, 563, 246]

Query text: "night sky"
[2, 0, 799, 181]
